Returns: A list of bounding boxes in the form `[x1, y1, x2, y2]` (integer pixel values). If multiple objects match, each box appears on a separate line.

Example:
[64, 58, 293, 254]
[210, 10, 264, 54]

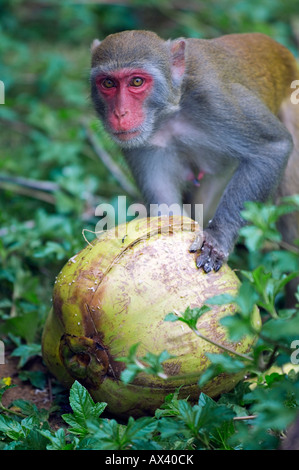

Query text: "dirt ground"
[0, 351, 64, 425]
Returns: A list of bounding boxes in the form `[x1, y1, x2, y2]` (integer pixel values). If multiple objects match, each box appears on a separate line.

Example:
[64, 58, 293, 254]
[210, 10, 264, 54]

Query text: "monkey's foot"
[189, 230, 227, 273]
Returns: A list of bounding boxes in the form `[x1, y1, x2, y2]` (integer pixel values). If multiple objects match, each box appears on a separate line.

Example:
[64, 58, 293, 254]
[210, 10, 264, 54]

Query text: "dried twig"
[0, 180, 56, 204]
[233, 415, 257, 421]
[82, 121, 139, 199]
[0, 175, 59, 193]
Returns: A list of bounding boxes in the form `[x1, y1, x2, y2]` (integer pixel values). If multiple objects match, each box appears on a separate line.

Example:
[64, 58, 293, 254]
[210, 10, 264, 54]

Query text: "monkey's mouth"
[113, 129, 141, 141]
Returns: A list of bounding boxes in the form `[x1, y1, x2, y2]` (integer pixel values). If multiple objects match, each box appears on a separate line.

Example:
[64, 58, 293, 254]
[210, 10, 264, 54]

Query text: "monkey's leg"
[189, 173, 232, 272]
[277, 101, 299, 305]
[190, 86, 294, 273]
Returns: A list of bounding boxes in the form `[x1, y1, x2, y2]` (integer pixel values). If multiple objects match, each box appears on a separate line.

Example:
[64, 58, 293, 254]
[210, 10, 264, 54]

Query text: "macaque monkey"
[90, 30, 299, 280]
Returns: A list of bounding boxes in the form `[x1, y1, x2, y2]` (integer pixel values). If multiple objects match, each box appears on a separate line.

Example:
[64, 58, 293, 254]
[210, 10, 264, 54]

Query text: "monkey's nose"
[114, 109, 128, 119]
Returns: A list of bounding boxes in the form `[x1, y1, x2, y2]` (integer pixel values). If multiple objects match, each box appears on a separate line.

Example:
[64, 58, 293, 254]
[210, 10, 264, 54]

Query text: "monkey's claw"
[189, 230, 227, 273]
[196, 247, 223, 273]
[189, 233, 203, 253]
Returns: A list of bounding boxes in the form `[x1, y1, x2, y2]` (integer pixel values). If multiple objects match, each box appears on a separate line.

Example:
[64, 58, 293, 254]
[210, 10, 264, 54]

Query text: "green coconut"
[42, 216, 260, 418]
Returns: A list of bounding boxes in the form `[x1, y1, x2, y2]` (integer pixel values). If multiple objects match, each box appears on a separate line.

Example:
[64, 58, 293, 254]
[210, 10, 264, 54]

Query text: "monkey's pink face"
[95, 69, 153, 141]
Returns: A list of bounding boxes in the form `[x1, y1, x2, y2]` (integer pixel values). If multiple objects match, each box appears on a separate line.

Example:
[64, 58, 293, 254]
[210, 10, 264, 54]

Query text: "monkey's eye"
[102, 78, 115, 88]
[130, 77, 144, 87]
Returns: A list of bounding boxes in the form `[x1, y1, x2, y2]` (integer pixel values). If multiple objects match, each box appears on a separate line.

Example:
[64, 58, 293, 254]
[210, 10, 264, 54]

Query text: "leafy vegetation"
[1, 0, 299, 451]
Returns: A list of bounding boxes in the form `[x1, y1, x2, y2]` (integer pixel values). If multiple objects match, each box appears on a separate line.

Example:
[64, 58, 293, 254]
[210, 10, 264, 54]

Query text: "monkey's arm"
[124, 146, 187, 215]
[191, 87, 293, 272]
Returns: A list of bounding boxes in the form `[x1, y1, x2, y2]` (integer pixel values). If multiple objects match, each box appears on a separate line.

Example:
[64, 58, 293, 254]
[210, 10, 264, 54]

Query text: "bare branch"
[0, 175, 59, 193]
[82, 121, 139, 199]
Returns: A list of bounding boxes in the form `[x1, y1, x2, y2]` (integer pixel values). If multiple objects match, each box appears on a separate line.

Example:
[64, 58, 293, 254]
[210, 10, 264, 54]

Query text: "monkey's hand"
[189, 229, 228, 273]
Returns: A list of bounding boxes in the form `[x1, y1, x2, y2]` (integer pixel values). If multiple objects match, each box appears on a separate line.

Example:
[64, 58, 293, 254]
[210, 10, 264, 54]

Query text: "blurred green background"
[0, 0, 299, 358]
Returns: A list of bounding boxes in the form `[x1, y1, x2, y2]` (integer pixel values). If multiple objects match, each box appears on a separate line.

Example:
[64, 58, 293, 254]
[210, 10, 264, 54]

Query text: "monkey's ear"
[168, 39, 186, 83]
[91, 39, 101, 52]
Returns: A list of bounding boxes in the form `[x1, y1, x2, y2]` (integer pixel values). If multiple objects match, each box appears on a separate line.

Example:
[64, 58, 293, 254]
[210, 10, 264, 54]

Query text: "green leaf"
[120, 366, 140, 384]
[234, 282, 259, 317]
[262, 313, 299, 341]
[281, 194, 299, 208]
[276, 272, 299, 292]
[119, 344, 175, 384]
[198, 353, 246, 388]
[62, 381, 107, 436]
[205, 353, 246, 373]
[142, 350, 174, 376]
[158, 394, 235, 447]
[170, 305, 211, 330]
[154, 388, 183, 418]
[10, 343, 42, 367]
[239, 225, 267, 251]
[220, 314, 254, 341]
[0, 414, 23, 440]
[124, 416, 157, 444]
[10, 399, 50, 422]
[117, 342, 141, 364]
[264, 373, 284, 387]
[164, 312, 179, 322]
[68, 380, 103, 418]
[18, 370, 47, 389]
[198, 364, 221, 388]
[206, 293, 235, 305]
[241, 266, 288, 316]
[3, 311, 40, 343]
[40, 428, 78, 450]
[244, 381, 298, 431]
